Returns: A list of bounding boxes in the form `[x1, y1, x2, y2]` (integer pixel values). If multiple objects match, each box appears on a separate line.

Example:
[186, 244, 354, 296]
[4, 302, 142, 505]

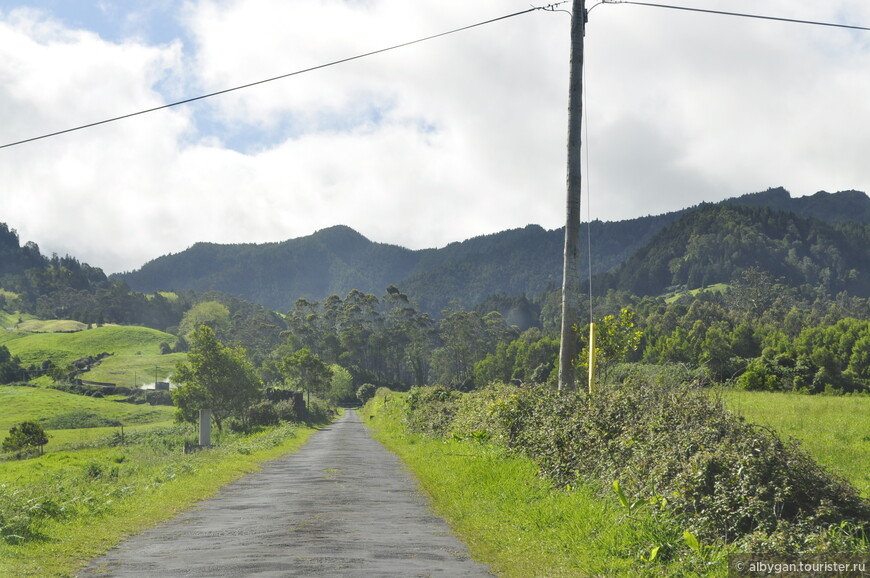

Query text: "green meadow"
[0, 385, 173, 430]
[0, 385, 321, 577]
[1, 324, 177, 367]
[722, 390, 870, 498]
[81, 352, 185, 388]
[2, 323, 179, 390]
[15, 319, 89, 333]
[664, 283, 729, 304]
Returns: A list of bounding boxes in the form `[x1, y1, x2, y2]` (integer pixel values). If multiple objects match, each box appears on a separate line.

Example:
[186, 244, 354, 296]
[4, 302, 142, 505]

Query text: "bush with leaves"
[0, 345, 26, 384]
[356, 383, 377, 405]
[247, 401, 279, 427]
[403, 386, 461, 437]
[274, 398, 303, 422]
[447, 382, 525, 445]
[2, 421, 49, 458]
[172, 326, 263, 432]
[403, 372, 870, 553]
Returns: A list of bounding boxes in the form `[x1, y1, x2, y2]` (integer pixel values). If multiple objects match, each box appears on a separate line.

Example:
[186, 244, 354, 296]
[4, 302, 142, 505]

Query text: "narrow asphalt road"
[80, 410, 493, 577]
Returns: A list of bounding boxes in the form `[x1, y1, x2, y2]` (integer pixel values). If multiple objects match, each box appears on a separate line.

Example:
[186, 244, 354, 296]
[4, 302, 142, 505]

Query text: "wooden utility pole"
[558, 0, 586, 391]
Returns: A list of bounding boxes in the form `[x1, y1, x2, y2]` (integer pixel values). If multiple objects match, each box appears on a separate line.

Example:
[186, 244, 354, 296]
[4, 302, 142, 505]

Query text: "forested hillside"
[116, 188, 870, 313]
[722, 187, 870, 223]
[114, 226, 421, 309]
[0, 224, 286, 361]
[599, 203, 870, 297]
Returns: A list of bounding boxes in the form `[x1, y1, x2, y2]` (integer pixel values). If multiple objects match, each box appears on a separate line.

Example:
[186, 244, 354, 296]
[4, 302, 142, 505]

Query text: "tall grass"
[0, 422, 319, 577]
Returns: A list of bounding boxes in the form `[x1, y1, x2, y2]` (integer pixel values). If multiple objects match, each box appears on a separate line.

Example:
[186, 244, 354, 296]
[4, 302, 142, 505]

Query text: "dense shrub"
[404, 386, 461, 437]
[447, 382, 525, 445]
[144, 390, 173, 406]
[356, 383, 377, 405]
[405, 376, 870, 552]
[304, 401, 337, 425]
[2, 421, 49, 458]
[247, 401, 279, 427]
[274, 398, 302, 422]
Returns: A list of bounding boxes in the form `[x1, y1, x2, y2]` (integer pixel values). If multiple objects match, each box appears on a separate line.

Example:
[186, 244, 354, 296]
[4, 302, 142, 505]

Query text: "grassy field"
[0, 386, 175, 452]
[363, 391, 725, 577]
[722, 390, 870, 497]
[664, 283, 729, 304]
[15, 319, 89, 333]
[1, 324, 177, 366]
[81, 352, 185, 388]
[1, 324, 180, 390]
[0, 307, 33, 329]
[0, 401, 323, 577]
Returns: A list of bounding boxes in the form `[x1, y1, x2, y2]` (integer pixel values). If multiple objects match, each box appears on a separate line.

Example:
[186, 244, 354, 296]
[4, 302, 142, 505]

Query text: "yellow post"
[588, 322, 597, 394]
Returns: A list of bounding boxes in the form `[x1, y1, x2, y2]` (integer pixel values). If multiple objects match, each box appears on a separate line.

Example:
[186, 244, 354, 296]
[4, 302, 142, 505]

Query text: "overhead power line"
[0, 3, 569, 150]
[600, 1, 870, 32]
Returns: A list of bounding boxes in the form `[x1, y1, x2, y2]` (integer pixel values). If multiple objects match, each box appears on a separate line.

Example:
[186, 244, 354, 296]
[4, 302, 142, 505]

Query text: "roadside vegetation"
[366, 376, 870, 576]
[0, 397, 324, 577]
[365, 390, 678, 576]
[365, 389, 730, 576]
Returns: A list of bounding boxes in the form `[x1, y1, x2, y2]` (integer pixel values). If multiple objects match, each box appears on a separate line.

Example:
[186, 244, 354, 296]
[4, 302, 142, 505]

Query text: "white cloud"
[1, 0, 869, 274]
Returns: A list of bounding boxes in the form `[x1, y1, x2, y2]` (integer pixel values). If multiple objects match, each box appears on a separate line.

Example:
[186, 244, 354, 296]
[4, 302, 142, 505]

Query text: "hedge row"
[403, 374, 870, 554]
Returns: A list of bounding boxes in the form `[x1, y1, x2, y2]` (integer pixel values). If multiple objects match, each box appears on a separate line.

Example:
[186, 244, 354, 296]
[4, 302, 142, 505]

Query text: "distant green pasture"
[46, 422, 174, 450]
[0, 386, 174, 433]
[665, 283, 729, 303]
[81, 353, 185, 388]
[1, 325, 177, 367]
[722, 390, 870, 497]
[16, 319, 88, 332]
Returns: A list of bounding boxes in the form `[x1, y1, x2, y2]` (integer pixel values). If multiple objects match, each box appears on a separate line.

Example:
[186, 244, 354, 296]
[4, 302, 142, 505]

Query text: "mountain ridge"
[112, 187, 870, 313]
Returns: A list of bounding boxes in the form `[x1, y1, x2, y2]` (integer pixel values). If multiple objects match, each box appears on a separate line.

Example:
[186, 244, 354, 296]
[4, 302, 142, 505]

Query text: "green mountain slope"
[723, 187, 870, 223]
[118, 226, 420, 310]
[113, 188, 870, 313]
[600, 204, 870, 296]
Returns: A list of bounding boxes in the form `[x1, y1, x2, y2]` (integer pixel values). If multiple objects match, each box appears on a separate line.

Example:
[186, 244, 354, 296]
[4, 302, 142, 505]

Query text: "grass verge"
[0, 422, 321, 577]
[362, 390, 725, 577]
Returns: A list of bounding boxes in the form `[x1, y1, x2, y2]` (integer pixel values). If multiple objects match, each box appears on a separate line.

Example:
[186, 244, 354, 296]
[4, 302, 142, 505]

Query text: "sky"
[1, 0, 870, 274]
